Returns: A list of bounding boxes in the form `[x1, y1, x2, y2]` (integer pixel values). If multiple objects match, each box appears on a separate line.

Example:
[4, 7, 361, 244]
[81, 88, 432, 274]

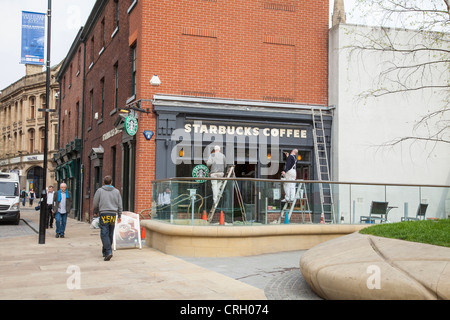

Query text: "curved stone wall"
[141, 220, 367, 257]
[299, 232, 450, 300]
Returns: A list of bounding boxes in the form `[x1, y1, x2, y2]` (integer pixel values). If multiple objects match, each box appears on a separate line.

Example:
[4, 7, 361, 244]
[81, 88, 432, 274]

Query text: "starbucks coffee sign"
[124, 115, 138, 136]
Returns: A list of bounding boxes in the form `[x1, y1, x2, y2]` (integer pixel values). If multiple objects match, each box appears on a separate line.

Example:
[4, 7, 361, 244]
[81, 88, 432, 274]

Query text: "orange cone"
[141, 226, 146, 239]
[202, 210, 207, 220]
[320, 213, 325, 224]
[219, 210, 225, 225]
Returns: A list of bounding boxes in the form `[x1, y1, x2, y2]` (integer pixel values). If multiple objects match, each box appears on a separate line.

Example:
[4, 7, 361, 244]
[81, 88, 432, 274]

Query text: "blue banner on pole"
[21, 11, 45, 65]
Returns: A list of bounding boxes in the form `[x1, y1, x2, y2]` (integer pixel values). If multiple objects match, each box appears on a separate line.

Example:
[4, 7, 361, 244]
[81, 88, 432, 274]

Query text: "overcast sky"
[0, 0, 360, 91]
[0, 0, 96, 90]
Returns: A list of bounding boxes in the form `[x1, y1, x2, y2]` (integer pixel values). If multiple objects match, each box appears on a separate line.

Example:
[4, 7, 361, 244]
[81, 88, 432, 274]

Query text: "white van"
[0, 172, 21, 225]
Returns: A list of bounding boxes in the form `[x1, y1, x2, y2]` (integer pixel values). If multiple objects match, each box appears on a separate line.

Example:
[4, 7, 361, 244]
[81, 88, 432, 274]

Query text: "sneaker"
[55, 234, 60, 238]
[104, 254, 113, 261]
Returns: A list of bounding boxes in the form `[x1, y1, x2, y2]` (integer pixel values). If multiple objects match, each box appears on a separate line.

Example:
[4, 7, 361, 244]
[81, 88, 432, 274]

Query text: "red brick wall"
[80, 0, 133, 219]
[59, 45, 84, 149]
[130, 0, 329, 213]
[137, 0, 328, 103]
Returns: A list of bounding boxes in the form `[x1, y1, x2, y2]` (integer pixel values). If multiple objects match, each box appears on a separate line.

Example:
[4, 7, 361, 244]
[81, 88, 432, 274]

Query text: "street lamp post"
[38, 0, 53, 244]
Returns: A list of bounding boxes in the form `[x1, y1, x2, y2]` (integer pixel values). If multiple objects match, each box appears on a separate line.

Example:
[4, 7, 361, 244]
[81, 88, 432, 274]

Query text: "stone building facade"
[0, 63, 61, 199]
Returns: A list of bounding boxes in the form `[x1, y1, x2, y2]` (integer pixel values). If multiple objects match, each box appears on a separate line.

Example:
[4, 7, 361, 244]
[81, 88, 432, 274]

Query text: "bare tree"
[347, 0, 450, 145]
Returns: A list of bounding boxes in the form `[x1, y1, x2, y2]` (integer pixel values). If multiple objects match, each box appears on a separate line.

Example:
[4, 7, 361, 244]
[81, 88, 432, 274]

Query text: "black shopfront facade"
[152, 95, 333, 222]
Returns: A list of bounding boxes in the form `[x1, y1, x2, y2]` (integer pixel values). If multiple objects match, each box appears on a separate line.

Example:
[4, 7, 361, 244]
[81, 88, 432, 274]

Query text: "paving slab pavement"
[10, 208, 445, 302]
[0, 208, 320, 302]
[181, 252, 321, 300]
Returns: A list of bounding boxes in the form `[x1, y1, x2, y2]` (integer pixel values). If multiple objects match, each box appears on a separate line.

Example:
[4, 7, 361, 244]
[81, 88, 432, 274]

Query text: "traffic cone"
[141, 226, 146, 239]
[219, 210, 225, 225]
[320, 212, 325, 224]
[284, 213, 289, 224]
[202, 210, 207, 220]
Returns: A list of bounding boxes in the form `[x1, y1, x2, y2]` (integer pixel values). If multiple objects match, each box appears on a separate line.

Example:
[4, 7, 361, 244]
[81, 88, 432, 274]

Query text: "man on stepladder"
[281, 149, 298, 202]
[207, 145, 226, 205]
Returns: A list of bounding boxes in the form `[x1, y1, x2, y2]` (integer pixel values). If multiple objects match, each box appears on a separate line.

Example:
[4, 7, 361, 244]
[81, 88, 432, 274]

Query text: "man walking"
[20, 188, 27, 206]
[53, 183, 72, 238]
[46, 186, 55, 229]
[93, 175, 123, 261]
[207, 145, 226, 205]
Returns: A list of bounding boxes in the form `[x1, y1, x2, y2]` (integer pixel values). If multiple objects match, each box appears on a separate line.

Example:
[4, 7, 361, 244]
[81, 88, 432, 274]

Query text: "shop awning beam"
[153, 94, 335, 112]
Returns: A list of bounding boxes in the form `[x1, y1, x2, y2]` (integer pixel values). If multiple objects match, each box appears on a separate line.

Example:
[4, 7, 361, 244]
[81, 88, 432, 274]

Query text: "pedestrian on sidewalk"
[20, 188, 27, 206]
[53, 183, 72, 238]
[93, 175, 123, 261]
[46, 186, 55, 229]
[29, 189, 35, 206]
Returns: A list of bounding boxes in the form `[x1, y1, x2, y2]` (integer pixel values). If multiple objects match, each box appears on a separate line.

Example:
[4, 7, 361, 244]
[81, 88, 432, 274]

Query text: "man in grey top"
[207, 145, 226, 204]
[93, 175, 123, 261]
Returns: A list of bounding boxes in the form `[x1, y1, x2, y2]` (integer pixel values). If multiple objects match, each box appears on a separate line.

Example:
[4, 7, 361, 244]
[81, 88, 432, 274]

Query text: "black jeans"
[99, 213, 116, 256]
[46, 204, 53, 228]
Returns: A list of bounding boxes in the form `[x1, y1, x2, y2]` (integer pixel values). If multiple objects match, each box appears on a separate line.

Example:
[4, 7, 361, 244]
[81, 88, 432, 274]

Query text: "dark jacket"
[284, 154, 297, 172]
[53, 189, 73, 214]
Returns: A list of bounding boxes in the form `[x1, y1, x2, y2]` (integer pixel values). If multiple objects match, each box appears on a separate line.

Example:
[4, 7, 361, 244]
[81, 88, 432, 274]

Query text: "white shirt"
[47, 191, 54, 205]
[158, 192, 171, 205]
[58, 193, 67, 214]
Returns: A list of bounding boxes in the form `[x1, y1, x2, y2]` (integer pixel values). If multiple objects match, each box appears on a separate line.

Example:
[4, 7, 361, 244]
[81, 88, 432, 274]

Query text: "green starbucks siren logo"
[124, 115, 138, 136]
[192, 164, 209, 183]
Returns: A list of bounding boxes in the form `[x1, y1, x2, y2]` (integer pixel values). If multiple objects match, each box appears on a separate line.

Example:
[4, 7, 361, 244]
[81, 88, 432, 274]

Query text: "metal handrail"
[153, 176, 450, 189]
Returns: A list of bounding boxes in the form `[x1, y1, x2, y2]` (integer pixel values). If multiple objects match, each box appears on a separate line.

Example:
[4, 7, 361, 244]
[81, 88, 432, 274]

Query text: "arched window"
[18, 130, 23, 151]
[13, 132, 17, 154]
[29, 96, 36, 119]
[28, 129, 35, 154]
[2, 136, 6, 156]
[14, 101, 18, 123]
[39, 94, 46, 118]
[39, 127, 45, 153]
[7, 134, 11, 154]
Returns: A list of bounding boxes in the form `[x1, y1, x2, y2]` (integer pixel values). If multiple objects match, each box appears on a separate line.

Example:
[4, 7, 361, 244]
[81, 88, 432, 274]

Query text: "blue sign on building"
[21, 11, 45, 65]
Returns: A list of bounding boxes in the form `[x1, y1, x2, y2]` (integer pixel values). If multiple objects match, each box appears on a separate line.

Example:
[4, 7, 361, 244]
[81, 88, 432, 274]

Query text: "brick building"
[56, 0, 133, 220]
[130, 0, 330, 215]
[58, 0, 330, 221]
[54, 29, 84, 218]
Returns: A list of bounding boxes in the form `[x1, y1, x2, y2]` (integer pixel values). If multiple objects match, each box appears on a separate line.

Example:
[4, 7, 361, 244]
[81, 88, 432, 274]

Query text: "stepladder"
[207, 165, 245, 223]
[279, 182, 312, 224]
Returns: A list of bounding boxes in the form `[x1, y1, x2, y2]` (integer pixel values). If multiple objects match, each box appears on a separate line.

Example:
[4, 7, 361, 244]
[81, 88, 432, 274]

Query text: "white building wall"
[330, 24, 449, 185]
[329, 24, 450, 221]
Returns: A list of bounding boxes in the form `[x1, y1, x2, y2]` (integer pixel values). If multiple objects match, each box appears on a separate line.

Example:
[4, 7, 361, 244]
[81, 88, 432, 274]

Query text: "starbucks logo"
[192, 164, 209, 183]
[124, 115, 138, 136]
